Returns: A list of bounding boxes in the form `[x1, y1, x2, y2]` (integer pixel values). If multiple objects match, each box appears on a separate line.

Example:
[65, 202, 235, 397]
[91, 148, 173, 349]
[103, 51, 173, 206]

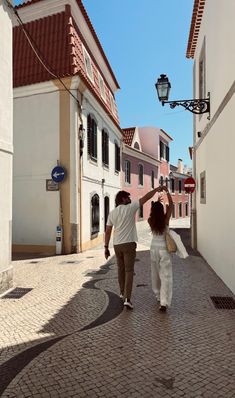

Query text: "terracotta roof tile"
[13, 6, 120, 128]
[122, 127, 136, 146]
[186, 0, 206, 59]
[16, 0, 120, 89]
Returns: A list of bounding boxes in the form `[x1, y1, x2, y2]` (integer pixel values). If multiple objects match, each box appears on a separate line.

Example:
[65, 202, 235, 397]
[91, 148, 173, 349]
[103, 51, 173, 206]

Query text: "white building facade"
[187, 0, 235, 293]
[13, 0, 122, 255]
[0, 0, 13, 294]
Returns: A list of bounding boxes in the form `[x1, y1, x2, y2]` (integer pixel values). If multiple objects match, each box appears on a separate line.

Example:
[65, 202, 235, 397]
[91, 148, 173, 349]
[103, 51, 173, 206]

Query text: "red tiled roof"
[122, 127, 136, 146]
[15, 0, 120, 89]
[186, 0, 206, 59]
[13, 5, 120, 127]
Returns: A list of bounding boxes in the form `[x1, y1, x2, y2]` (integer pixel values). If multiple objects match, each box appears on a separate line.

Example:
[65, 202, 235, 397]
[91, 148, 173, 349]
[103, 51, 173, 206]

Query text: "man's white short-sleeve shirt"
[107, 200, 140, 245]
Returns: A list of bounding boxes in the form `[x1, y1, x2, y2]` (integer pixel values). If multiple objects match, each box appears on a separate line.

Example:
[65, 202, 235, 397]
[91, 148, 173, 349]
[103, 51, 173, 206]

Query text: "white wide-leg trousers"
[150, 246, 172, 307]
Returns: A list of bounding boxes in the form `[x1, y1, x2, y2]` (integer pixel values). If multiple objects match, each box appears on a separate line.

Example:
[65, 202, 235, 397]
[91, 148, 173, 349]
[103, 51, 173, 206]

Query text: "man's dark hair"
[115, 190, 130, 207]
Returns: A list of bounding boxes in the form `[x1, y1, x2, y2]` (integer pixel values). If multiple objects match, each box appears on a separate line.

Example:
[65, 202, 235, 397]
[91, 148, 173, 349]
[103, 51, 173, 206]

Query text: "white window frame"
[82, 45, 94, 83]
[200, 171, 206, 204]
[125, 160, 131, 184]
[138, 163, 144, 186]
[98, 72, 106, 102]
[109, 91, 116, 115]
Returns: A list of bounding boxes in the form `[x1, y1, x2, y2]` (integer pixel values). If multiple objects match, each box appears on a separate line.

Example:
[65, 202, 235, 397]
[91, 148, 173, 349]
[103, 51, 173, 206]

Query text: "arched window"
[91, 194, 99, 236]
[138, 164, 144, 186]
[115, 142, 120, 172]
[134, 142, 140, 150]
[87, 114, 97, 161]
[151, 170, 154, 189]
[104, 196, 110, 231]
[125, 160, 131, 184]
[102, 129, 109, 166]
[159, 176, 164, 186]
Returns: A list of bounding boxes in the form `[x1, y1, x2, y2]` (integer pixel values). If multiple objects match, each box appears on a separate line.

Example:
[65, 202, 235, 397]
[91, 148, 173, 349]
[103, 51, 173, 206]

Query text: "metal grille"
[2, 288, 33, 299]
[210, 296, 235, 309]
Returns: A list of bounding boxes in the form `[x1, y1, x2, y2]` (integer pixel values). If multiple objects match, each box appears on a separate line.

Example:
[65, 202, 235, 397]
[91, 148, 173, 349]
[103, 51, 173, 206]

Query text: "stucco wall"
[122, 153, 159, 221]
[193, 0, 235, 293]
[0, 1, 13, 293]
[13, 87, 60, 249]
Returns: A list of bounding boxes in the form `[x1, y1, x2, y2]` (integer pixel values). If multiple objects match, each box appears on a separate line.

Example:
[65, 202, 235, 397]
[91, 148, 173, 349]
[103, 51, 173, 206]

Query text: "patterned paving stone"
[0, 223, 234, 397]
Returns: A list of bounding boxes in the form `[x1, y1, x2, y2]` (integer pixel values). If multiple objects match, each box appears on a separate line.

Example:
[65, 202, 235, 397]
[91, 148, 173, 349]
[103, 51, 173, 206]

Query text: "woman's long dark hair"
[148, 201, 166, 234]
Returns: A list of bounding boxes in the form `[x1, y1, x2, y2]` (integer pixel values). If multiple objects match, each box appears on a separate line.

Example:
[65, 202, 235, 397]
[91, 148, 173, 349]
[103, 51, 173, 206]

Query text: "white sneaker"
[124, 299, 134, 310]
[119, 294, 124, 300]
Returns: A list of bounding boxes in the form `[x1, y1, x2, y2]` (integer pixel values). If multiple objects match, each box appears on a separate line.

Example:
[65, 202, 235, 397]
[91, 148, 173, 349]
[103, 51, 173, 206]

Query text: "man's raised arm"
[139, 186, 162, 206]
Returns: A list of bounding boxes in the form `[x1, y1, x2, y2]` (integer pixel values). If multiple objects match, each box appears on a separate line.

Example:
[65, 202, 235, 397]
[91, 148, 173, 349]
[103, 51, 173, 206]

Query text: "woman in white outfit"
[148, 186, 173, 312]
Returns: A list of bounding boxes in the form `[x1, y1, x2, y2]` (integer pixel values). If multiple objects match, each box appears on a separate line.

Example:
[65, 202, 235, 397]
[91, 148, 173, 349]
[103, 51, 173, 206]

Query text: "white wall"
[81, 93, 121, 244]
[0, 0, 13, 292]
[13, 86, 60, 247]
[193, 0, 235, 293]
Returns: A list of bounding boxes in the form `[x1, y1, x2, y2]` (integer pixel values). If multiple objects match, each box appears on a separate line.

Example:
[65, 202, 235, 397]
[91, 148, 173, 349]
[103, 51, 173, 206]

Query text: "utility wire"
[5, 0, 81, 109]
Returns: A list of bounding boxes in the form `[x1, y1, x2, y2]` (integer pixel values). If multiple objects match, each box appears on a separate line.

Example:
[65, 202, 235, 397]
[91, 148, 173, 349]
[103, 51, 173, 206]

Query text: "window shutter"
[117, 146, 120, 171]
[106, 134, 109, 165]
[166, 146, 169, 162]
[87, 115, 91, 155]
[160, 141, 164, 158]
[93, 120, 97, 159]
[102, 130, 105, 163]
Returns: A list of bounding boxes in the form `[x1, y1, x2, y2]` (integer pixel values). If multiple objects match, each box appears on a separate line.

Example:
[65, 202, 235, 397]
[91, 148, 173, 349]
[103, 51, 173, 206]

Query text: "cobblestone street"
[0, 222, 234, 397]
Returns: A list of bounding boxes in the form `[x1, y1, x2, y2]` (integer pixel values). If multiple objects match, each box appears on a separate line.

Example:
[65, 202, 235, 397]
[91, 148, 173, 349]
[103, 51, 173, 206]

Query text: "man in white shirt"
[104, 187, 162, 309]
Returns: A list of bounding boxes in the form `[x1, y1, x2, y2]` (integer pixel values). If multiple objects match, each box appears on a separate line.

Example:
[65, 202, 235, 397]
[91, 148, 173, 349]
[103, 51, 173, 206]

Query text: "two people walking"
[104, 186, 174, 311]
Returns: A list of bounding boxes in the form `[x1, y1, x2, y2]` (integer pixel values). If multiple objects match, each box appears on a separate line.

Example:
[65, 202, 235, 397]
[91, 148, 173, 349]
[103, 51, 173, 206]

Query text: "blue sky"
[14, 0, 194, 166]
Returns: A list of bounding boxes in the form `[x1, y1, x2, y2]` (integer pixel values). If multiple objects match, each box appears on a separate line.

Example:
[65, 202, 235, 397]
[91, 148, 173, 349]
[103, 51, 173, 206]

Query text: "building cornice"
[123, 145, 161, 167]
[14, 0, 120, 92]
[83, 90, 123, 138]
[186, 0, 206, 59]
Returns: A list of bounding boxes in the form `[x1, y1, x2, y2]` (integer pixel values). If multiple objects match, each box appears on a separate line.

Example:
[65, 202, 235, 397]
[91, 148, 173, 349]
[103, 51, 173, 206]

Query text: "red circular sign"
[184, 177, 196, 193]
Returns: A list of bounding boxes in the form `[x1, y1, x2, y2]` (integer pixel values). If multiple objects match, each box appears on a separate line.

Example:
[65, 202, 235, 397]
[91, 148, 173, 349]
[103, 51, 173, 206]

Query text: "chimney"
[177, 159, 183, 174]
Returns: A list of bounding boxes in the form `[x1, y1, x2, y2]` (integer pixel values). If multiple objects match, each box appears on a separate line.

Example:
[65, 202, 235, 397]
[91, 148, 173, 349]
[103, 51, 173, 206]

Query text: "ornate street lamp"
[155, 74, 210, 119]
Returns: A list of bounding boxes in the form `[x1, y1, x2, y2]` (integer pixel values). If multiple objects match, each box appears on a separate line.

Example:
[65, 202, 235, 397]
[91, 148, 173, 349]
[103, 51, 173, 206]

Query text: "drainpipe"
[78, 93, 84, 253]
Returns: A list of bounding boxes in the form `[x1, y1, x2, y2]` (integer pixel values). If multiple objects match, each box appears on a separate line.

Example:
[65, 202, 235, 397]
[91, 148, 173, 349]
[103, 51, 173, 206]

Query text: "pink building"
[169, 160, 191, 226]
[122, 126, 172, 220]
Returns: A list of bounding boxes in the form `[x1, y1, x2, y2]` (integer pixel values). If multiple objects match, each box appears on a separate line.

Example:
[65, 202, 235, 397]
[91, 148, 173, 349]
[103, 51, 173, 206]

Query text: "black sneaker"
[124, 299, 134, 310]
[159, 305, 167, 312]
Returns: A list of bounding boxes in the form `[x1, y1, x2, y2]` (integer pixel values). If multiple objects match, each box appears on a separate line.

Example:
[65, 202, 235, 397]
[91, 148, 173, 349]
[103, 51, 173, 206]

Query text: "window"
[160, 141, 170, 162]
[171, 178, 175, 193]
[98, 73, 106, 101]
[199, 39, 206, 100]
[200, 171, 206, 204]
[91, 194, 99, 237]
[87, 114, 97, 161]
[109, 91, 116, 115]
[115, 142, 120, 172]
[139, 205, 143, 219]
[125, 160, 131, 184]
[138, 164, 144, 186]
[165, 177, 169, 189]
[178, 180, 182, 193]
[104, 196, 109, 232]
[83, 46, 94, 82]
[134, 142, 140, 150]
[151, 170, 154, 189]
[172, 203, 175, 218]
[102, 129, 109, 166]
[179, 203, 182, 218]
[185, 202, 188, 217]
[159, 176, 164, 186]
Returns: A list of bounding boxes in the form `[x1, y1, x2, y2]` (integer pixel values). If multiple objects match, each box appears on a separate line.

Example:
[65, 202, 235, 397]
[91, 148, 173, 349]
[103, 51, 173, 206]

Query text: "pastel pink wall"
[122, 153, 159, 221]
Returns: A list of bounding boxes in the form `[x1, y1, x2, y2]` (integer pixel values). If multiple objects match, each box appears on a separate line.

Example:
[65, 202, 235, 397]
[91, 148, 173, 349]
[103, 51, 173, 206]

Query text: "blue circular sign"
[51, 166, 66, 183]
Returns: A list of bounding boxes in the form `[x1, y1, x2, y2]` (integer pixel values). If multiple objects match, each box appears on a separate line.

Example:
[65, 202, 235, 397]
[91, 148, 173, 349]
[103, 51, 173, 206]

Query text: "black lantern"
[155, 74, 171, 103]
[155, 74, 210, 119]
